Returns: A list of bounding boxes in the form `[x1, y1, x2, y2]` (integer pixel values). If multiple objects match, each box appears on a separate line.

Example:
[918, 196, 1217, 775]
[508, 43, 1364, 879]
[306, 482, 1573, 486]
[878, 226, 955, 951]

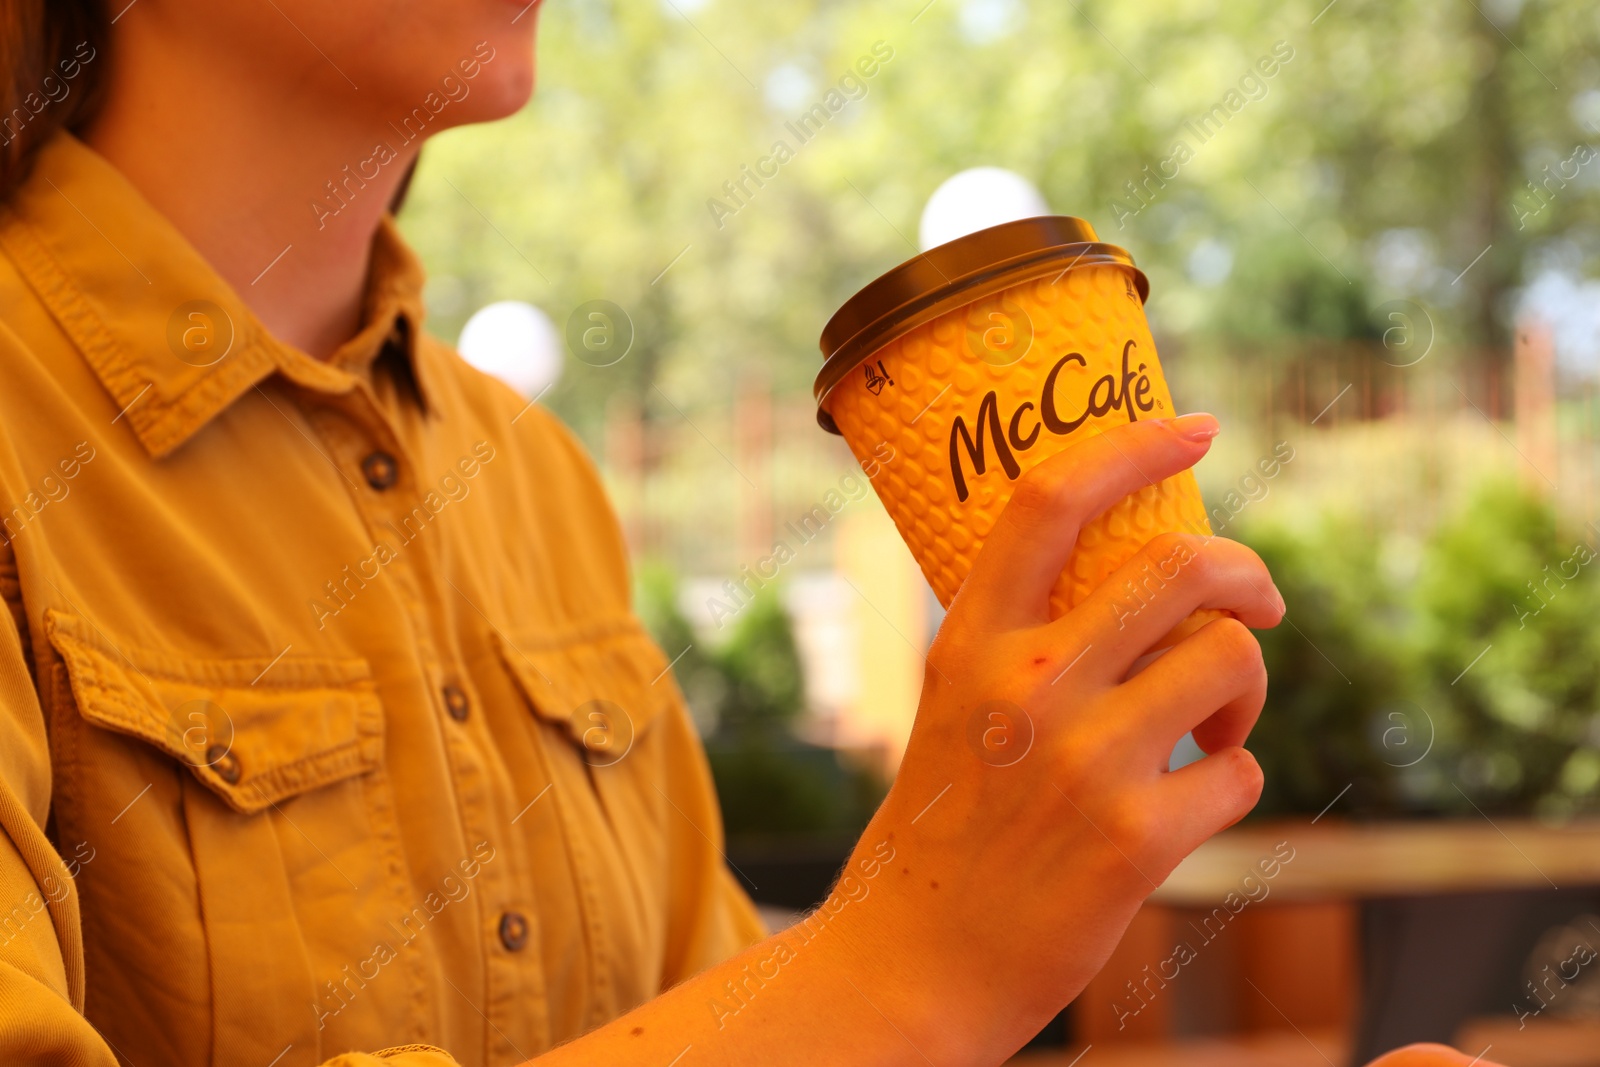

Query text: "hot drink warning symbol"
[864, 359, 894, 395]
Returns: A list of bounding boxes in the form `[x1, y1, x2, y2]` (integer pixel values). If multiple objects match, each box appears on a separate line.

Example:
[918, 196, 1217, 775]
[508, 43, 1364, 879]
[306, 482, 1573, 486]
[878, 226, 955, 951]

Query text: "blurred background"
[397, 0, 1600, 1062]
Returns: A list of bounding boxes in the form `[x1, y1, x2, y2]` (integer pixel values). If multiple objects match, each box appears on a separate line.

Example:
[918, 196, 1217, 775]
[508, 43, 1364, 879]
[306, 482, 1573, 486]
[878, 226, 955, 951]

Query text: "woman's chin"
[456, 64, 537, 125]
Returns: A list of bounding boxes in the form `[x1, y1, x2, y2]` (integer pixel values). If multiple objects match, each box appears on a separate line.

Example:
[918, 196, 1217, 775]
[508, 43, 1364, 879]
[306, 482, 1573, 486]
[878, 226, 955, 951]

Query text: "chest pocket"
[492, 619, 677, 769]
[44, 608, 406, 1067]
[46, 610, 383, 810]
[491, 619, 686, 1026]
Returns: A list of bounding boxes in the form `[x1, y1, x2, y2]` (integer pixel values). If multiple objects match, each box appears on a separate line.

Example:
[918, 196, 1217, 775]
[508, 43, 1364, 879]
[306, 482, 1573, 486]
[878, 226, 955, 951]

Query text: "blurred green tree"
[399, 0, 1600, 451]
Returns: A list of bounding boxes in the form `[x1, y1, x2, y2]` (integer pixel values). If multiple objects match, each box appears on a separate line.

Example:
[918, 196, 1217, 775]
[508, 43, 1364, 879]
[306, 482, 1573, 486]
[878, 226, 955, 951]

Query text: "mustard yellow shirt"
[0, 133, 761, 1067]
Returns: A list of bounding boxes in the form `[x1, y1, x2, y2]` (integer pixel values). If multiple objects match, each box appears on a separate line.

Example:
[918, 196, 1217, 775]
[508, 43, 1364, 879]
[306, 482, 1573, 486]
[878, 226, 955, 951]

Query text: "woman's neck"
[82, 19, 418, 359]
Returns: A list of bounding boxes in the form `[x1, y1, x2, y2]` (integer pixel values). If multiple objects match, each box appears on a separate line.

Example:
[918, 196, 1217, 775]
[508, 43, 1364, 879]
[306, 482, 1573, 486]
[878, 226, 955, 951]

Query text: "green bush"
[640, 478, 1600, 827]
[1412, 482, 1600, 817]
[1242, 480, 1600, 819]
[1244, 514, 1416, 817]
[712, 593, 805, 740]
[635, 565, 885, 839]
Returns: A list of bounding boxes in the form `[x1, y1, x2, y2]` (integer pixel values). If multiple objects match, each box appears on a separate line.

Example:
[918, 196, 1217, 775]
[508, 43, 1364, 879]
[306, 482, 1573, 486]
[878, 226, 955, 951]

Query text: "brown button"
[206, 746, 241, 784]
[443, 684, 470, 723]
[361, 451, 399, 490]
[499, 911, 529, 952]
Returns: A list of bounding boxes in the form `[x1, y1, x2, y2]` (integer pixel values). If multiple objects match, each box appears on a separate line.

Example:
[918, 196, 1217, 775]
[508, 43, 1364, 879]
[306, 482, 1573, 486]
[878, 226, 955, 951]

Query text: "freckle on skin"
[930, 880, 939, 890]
[1033, 657, 1046, 665]
[902, 867, 910, 875]
[630, 1027, 644, 1037]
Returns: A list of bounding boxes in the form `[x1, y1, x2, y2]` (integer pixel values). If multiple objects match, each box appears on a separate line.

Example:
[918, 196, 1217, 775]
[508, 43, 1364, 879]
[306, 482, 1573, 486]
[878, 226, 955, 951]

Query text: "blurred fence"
[600, 329, 1600, 579]
[1170, 329, 1600, 537]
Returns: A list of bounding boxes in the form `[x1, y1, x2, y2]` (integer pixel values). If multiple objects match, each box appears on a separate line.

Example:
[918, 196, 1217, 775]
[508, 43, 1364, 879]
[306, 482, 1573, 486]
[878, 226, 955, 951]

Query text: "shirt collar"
[0, 132, 432, 459]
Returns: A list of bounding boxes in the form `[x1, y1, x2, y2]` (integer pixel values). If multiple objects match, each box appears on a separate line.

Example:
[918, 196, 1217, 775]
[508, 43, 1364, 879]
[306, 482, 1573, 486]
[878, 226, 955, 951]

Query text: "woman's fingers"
[957, 415, 1220, 630]
[1117, 617, 1269, 757]
[1061, 533, 1284, 682]
[1363, 1045, 1507, 1067]
[1151, 745, 1264, 859]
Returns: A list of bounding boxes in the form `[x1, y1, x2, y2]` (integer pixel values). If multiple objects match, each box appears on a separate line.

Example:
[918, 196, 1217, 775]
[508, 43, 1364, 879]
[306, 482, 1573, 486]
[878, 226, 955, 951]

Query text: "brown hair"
[0, 0, 110, 201]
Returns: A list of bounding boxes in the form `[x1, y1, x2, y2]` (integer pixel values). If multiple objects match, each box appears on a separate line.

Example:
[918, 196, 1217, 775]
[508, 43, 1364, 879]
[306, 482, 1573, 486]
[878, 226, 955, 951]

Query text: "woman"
[0, 2, 1494, 1065]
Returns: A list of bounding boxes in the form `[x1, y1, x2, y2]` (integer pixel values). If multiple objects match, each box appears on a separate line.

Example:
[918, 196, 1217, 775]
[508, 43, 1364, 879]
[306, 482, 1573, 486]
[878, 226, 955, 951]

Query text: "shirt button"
[206, 746, 242, 784]
[442, 684, 470, 722]
[361, 451, 399, 490]
[499, 911, 529, 952]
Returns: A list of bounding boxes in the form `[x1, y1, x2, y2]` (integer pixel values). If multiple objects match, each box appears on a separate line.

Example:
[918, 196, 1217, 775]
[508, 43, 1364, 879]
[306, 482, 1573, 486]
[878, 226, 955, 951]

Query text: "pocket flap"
[46, 609, 383, 814]
[492, 620, 678, 761]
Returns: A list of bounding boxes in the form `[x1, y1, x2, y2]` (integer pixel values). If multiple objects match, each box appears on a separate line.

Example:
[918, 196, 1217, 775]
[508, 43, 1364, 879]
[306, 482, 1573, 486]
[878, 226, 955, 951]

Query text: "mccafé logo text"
[949, 339, 1157, 502]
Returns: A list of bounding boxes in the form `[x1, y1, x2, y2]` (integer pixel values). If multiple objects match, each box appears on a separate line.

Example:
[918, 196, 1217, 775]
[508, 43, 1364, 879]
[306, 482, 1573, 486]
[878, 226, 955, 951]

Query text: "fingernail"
[1170, 413, 1220, 442]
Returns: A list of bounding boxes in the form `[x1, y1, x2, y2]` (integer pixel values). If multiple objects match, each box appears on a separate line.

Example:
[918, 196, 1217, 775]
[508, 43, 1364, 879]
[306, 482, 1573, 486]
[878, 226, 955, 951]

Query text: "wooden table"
[1010, 1028, 1347, 1067]
[1153, 818, 1600, 904]
[1010, 1020, 1600, 1067]
[1064, 819, 1600, 1066]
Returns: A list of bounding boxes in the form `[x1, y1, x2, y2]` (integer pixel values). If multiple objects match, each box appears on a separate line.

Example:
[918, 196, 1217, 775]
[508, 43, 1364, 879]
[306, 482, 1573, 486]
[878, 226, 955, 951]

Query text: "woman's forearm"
[528, 913, 960, 1067]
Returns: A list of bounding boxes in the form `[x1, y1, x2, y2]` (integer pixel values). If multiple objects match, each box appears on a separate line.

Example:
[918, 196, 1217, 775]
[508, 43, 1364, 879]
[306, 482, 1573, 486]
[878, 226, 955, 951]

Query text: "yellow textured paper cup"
[817, 220, 1221, 648]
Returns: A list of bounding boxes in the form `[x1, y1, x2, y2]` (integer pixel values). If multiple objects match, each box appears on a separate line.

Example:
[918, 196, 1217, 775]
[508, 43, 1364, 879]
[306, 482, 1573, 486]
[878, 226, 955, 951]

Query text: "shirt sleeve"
[0, 569, 112, 1066]
[656, 696, 767, 987]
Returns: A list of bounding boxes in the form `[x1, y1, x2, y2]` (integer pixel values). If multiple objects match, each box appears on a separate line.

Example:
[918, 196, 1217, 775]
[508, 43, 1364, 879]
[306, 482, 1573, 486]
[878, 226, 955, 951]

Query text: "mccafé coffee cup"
[815, 216, 1220, 645]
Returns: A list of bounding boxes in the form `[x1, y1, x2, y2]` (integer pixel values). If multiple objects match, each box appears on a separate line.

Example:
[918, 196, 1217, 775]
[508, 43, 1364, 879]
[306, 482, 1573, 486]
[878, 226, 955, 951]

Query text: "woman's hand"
[531, 413, 1284, 1067]
[828, 413, 1285, 1061]
[1366, 1045, 1506, 1066]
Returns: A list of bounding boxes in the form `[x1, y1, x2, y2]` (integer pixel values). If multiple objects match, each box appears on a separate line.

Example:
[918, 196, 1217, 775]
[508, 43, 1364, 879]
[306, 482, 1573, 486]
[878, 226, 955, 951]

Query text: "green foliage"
[1207, 243, 1376, 346]
[1413, 483, 1600, 816]
[635, 565, 884, 838]
[634, 561, 726, 735]
[399, 0, 1600, 449]
[704, 740, 872, 838]
[1244, 481, 1600, 819]
[713, 592, 806, 738]
[1246, 514, 1415, 817]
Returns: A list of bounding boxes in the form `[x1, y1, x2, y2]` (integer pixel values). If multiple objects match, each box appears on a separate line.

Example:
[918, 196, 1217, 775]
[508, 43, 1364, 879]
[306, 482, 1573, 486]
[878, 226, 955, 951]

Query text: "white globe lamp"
[919, 167, 1051, 251]
[457, 301, 563, 397]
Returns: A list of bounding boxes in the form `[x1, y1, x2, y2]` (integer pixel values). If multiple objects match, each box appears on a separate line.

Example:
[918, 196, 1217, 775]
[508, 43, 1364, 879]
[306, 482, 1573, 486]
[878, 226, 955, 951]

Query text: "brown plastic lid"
[813, 215, 1148, 433]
